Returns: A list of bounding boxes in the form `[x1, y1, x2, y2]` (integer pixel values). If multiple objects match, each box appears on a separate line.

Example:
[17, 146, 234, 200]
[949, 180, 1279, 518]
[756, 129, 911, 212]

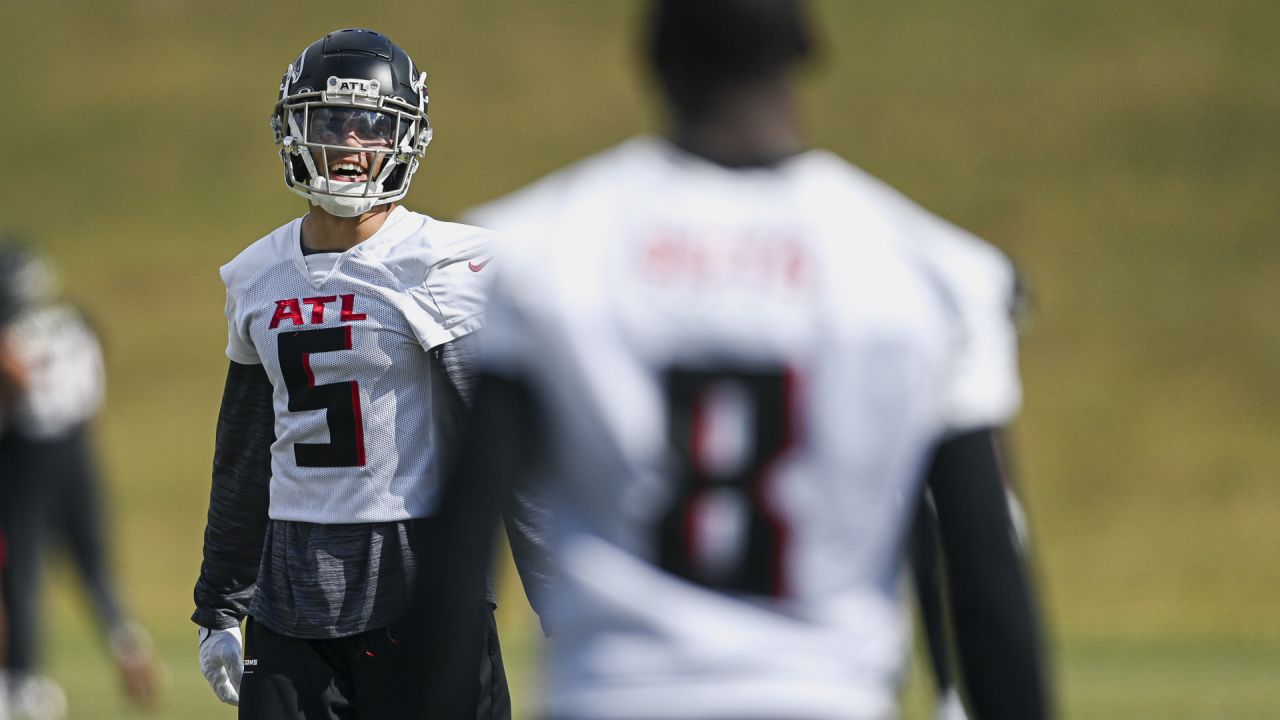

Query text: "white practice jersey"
[4, 303, 105, 440]
[221, 206, 491, 524]
[466, 137, 1021, 720]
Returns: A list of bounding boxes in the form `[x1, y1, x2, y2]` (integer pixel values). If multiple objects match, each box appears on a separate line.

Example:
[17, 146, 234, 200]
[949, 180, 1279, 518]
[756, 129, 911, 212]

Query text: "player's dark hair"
[646, 0, 816, 120]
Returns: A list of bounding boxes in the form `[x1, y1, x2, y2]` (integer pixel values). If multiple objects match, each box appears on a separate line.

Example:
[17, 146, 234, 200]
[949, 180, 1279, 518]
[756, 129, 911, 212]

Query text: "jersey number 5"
[277, 327, 366, 467]
[660, 367, 797, 597]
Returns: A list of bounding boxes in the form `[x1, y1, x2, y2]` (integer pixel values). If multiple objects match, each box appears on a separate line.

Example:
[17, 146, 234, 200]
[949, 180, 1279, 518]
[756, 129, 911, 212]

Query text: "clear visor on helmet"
[276, 95, 430, 207]
[303, 107, 403, 148]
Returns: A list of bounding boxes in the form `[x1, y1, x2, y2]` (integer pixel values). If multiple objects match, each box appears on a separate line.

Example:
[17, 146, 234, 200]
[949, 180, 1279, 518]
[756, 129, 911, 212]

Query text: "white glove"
[0, 671, 8, 720]
[935, 688, 970, 720]
[197, 626, 243, 706]
[4, 672, 67, 720]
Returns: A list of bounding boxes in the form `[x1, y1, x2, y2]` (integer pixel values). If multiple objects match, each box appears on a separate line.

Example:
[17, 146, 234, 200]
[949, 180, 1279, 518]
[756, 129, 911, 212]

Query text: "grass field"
[3, 1, 1277, 718]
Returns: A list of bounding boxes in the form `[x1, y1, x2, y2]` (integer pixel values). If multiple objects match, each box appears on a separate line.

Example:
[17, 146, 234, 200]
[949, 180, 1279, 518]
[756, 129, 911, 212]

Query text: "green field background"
[2, 1, 1277, 718]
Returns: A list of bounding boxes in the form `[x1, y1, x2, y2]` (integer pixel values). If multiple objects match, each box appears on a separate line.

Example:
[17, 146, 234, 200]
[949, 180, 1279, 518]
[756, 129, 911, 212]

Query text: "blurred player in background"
[0, 236, 158, 720]
[191, 28, 543, 719]
[410, 1, 1050, 718]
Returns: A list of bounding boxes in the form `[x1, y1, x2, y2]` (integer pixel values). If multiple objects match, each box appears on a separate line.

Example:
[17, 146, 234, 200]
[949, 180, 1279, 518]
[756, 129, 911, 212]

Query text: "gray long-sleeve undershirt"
[192, 334, 548, 639]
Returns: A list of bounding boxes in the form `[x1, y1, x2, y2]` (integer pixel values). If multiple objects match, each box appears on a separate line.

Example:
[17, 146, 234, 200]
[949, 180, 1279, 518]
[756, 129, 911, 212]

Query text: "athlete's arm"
[908, 493, 960, 699]
[430, 337, 552, 619]
[192, 361, 274, 630]
[926, 427, 1050, 719]
[0, 531, 7, 667]
[0, 329, 28, 416]
[503, 471, 552, 624]
[406, 370, 540, 718]
[429, 334, 480, 460]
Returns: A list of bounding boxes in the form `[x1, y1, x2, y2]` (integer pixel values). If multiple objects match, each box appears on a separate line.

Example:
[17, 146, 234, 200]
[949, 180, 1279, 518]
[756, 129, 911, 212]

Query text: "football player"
[409, 2, 1051, 719]
[191, 28, 543, 719]
[0, 237, 157, 720]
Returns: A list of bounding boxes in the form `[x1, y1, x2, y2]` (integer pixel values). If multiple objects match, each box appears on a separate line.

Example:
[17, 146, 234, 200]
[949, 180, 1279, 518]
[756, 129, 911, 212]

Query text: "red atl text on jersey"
[269, 294, 368, 329]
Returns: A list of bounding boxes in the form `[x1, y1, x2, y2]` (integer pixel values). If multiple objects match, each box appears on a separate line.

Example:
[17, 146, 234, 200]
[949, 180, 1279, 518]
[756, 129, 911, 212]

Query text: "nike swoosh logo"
[468, 258, 491, 272]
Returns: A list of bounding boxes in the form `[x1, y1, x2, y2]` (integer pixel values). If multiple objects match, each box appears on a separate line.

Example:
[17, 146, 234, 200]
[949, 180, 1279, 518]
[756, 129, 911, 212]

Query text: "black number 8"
[660, 367, 796, 597]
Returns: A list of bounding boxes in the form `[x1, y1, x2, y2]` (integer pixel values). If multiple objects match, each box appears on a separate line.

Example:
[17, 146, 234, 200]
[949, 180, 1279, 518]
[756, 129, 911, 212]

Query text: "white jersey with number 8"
[466, 137, 1022, 720]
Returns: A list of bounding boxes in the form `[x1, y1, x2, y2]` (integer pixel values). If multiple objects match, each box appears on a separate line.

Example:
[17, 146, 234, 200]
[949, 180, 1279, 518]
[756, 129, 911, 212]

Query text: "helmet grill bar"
[276, 94, 428, 204]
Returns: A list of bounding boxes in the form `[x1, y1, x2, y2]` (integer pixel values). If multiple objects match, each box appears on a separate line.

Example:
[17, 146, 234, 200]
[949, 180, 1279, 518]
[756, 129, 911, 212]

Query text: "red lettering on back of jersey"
[269, 299, 305, 329]
[639, 228, 810, 291]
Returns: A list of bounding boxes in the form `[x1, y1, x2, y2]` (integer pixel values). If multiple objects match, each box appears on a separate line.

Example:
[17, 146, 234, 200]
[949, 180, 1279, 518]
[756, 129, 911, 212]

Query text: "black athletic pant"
[0, 424, 125, 672]
[239, 608, 510, 720]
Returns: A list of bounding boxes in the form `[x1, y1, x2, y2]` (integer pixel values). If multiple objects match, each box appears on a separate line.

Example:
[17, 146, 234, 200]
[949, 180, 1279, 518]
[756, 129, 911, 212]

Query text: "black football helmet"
[0, 234, 56, 324]
[271, 29, 433, 216]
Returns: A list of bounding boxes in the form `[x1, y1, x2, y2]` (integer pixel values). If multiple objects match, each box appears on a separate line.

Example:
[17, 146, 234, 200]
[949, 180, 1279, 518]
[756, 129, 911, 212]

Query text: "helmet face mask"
[272, 29, 433, 217]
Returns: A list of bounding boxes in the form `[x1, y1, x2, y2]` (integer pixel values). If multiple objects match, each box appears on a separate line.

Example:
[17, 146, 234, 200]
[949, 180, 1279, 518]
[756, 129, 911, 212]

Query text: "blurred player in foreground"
[191, 28, 544, 719]
[410, 1, 1051, 718]
[0, 237, 158, 720]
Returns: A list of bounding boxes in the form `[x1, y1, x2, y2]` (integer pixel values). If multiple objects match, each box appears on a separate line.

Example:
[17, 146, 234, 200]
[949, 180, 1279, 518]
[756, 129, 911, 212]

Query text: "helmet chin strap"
[308, 177, 385, 217]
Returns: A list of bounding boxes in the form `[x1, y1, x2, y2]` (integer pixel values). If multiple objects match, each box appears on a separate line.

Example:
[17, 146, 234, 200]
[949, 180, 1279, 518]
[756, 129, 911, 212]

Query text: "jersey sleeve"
[404, 224, 494, 351]
[222, 286, 260, 365]
[462, 175, 574, 377]
[921, 220, 1023, 432]
[475, 267, 538, 379]
[838, 159, 1023, 433]
[220, 247, 269, 365]
[458, 215, 548, 380]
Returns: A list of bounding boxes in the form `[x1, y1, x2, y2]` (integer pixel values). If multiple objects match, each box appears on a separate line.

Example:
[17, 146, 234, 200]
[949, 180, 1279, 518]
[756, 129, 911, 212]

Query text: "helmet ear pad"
[287, 153, 310, 184]
[381, 159, 411, 192]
